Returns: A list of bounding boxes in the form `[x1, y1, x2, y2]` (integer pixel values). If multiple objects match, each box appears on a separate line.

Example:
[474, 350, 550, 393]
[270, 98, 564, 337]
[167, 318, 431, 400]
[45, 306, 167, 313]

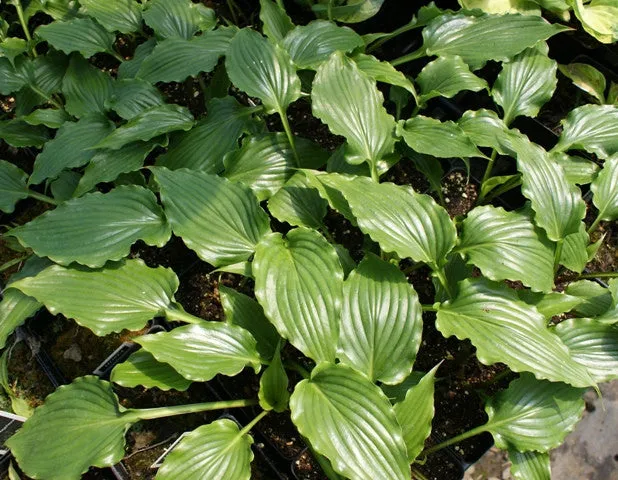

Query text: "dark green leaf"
[21, 108, 71, 128]
[111, 350, 192, 391]
[0, 57, 25, 94]
[260, 0, 294, 43]
[118, 38, 156, 79]
[417, 55, 487, 102]
[62, 54, 113, 117]
[267, 172, 328, 229]
[142, 0, 216, 39]
[0, 37, 27, 65]
[50, 170, 80, 201]
[0, 120, 50, 148]
[0, 160, 28, 213]
[105, 78, 164, 120]
[36, 17, 116, 58]
[258, 343, 289, 412]
[78, 0, 142, 34]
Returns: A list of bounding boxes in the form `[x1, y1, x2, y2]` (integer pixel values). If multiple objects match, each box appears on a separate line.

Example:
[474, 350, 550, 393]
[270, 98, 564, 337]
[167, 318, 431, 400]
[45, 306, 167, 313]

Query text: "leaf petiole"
[124, 398, 258, 422]
[27, 190, 58, 205]
[278, 108, 299, 166]
[421, 424, 488, 456]
[164, 304, 206, 325]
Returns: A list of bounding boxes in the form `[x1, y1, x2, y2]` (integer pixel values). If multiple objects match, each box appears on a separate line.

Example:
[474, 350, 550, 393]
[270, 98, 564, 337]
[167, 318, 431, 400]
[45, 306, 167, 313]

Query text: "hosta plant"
[0, 0, 617, 479]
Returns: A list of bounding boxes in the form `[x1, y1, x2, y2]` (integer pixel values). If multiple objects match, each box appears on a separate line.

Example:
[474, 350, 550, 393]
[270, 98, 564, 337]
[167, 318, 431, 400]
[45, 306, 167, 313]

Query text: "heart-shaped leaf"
[10, 259, 179, 335]
[254, 228, 343, 363]
[36, 17, 116, 58]
[0, 160, 28, 213]
[10, 185, 171, 267]
[267, 172, 328, 229]
[509, 450, 551, 480]
[591, 154, 618, 222]
[417, 55, 487, 102]
[142, 0, 215, 39]
[290, 362, 410, 480]
[571, 0, 618, 44]
[152, 167, 271, 267]
[338, 254, 423, 384]
[79, 0, 142, 34]
[105, 78, 164, 120]
[436, 278, 595, 387]
[62, 54, 114, 117]
[258, 343, 289, 412]
[260, 0, 294, 43]
[135, 323, 261, 382]
[111, 350, 192, 391]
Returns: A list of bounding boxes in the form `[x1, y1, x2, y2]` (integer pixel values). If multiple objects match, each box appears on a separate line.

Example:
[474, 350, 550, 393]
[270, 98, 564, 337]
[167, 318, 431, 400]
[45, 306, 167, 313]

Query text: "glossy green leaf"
[260, 0, 294, 43]
[551, 151, 600, 185]
[156, 419, 253, 480]
[553, 104, 618, 159]
[254, 228, 342, 362]
[493, 45, 557, 125]
[0, 119, 50, 147]
[62, 54, 113, 117]
[397, 115, 485, 159]
[105, 78, 164, 120]
[79, 0, 142, 33]
[559, 222, 589, 273]
[258, 343, 289, 412]
[459, 205, 554, 292]
[7, 377, 132, 480]
[509, 450, 551, 480]
[559, 62, 607, 104]
[0, 289, 40, 350]
[436, 279, 595, 387]
[18, 51, 68, 97]
[421, 12, 568, 70]
[338, 254, 422, 384]
[591, 154, 618, 221]
[36, 17, 115, 58]
[313, 0, 385, 23]
[566, 280, 613, 317]
[136, 323, 261, 382]
[137, 28, 235, 83]
[158, 96, 257, 173]
[0, 37, 27, 65]
[290, 362, 410, 480]
[417, 55, 487, 102]
[459, 0, 541, 14]
[381, 371, 425, 404]
[316, 173, 456, 268]
[95, 104, 194, 150]
[484, 373, 585, 451]
[118, 38, 156, 79]
[571, 0, 618, 43]
[353, 53, 418, 98]
[11, 185, 170, 267]
[142, 0, 216, 39]
[226, 28, 301, 115]
[10, 259, 178, 335]
[458, 108, 512, 154]
[518, 290, 584, 318]
[21, 108, 71, 128]
[0, 57, 26, 94]
[111, 350, 192, 391]
[0, 160, 28, 213]
[393, 365, 438, 462]
[223, 133, 328, 201]
[267, 172, 328, 229]
[282, 20, 363, 69]
[152, 167, 271, 267]
[30, 114, 114, 184]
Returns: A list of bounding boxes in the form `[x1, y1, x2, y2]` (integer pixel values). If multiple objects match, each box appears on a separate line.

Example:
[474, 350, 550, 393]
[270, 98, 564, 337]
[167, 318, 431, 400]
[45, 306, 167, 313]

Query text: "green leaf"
[551, 151, 600, 185]
[312, 52, 395, 171]
[397, 115, 485, 159]
[353, 53, 418, 98]
[6, 377, 131, 480]
[18, 51, 68, 97]
[559, 62, 607, 104]
[258, 343, 289, 412]
[509, 450, 551, 480]
[417, 55, 487, 102]
[313, 0, 385, 23]
[50, 170, 80, 201]
[152, 167, 271, 267]
[95, 104, 194, 150]
[118, 38, 156, 79]
[223, 133, 328, 201]
[518, 290, 584, 318]
[0, 160, 28, 213]
[484, 373, 585, 451]
[36, 17, 116, 58]
[436, 279, 595, 387]
[421, 12, 568, 70]
[591, 154, 618, 221]
[492, 44, 557, 125]
[21, 108, 71, 128]
[290, 362, 410, 480]
[0, 289, 40, 350]
[111, 350, 192, 391]
[316, 173, 456, 267]
[254, 228, 342, 362]
[158, 96, 257, 173]
[571, 0, 618, 43]
[30, 114, 114, 184]
[459, 0, 542, 14]
[142, 0, 216, 39]
[0, 37, 28, 65]
[267, 172, 328, 229]
[393, 365, 438, 462]
[338, 254, 422, 384]
[11, 186, 170, 267]
[137, 28, 235, 83]
[560, 222, 589, 273]
[458, 108, 512, 154]
[553, 104, 618, 159]
[156, 419, 253, 480]
[0, 120, 50, 148]
[459, 205, 554, 292]
[260, 0, 294, 43]
[62, 54, 113, 117]
[136, 323, 261, 382]
[78, 0, 142, 34]
[105, 78, 164, 120]
[10, 259, 178, 335]
[282, 20, 364, 69]
[566, 280, 613, 317]
[0, 57, 26, 94]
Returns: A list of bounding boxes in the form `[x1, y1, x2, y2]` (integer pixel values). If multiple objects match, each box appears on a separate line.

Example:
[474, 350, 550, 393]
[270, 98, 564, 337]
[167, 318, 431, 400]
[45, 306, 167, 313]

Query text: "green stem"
[366, 20, 421, 54]
[279, 108, 299, 167]
[390, 47, 426, 67]
[422, 304, 437, 312]
[433, 267, 452, 299]
[13, 0, 36, 57]
[27, 190, 58, 205]
[578, 271, 618, 280]
[29, 86, 63, 109]
[0, 255, 29, 273]
[124, 398, 257, 422]
[554, 239, 564, 275]
[225, 0, 239, 24]
[239, 410, 269, 437]
[411, 466, 429, 480]
[422, 424, 488, 456]
[304, 438, 343, 480]
[482, 177, 522, 203]
[284, 359, 310, 379]
[587, 214, 603, 235]
[327, 0, 334, 21]
[164, 304, 205, 325]
[481, 149, 498, 185]
[370, 162, 380, 183]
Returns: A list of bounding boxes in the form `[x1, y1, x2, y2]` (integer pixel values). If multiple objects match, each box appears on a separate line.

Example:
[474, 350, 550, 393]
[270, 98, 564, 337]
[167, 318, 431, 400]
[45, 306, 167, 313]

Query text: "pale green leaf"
[152, 167, 271, 267]
[111, 350, 192, 391]
[436, 279, 595, 387]
[518, 290, 584, 318]
[258, 343, 289, 412]
[609, 81, 618, 105]
[282, 20, 363, 69]
[559, 62, 607, 104]
[62, 54, 113, 117]
[79, 0, 142, 34]
[136, 323, 261, 382]
[560, 222, 589, 273]
[21, 108, 71, 128]
[142, 0, 216, 39]
[459, 0, 541, 14]
[509, 450, 551, 480]
[338, 254, 422, 384]
[417, 55, 487, 102]
[0, 120, 50, 148]
[551, 151, 600, 185]
[591, 154, 618, 221]
[10, 186, 170, 267]
[10, 259, 178, 335]
[95, 104, 194, 150]
[571, 0, 618, 43]
[459, 205, 554, 292]
[267, 172, 328, 229]
[260, 0, 294, 43]
[105, 78, 164, 120]
[492, 44, 557, 125]
[226, 28, 301, 114]
[0, 289, 40, 349]
[118, 38, 156, 79]
[30, 114, 114, 184]
[484, 373, 585, 451]
[566, 280, 613, 317]
[156, 419, 253, 480]
[290, 362, 410, 480]
[36, 17, 115, 58]
[0, 160, 28, 213]
[313, 0, 385, 23]
[353, 53, 418, 98]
